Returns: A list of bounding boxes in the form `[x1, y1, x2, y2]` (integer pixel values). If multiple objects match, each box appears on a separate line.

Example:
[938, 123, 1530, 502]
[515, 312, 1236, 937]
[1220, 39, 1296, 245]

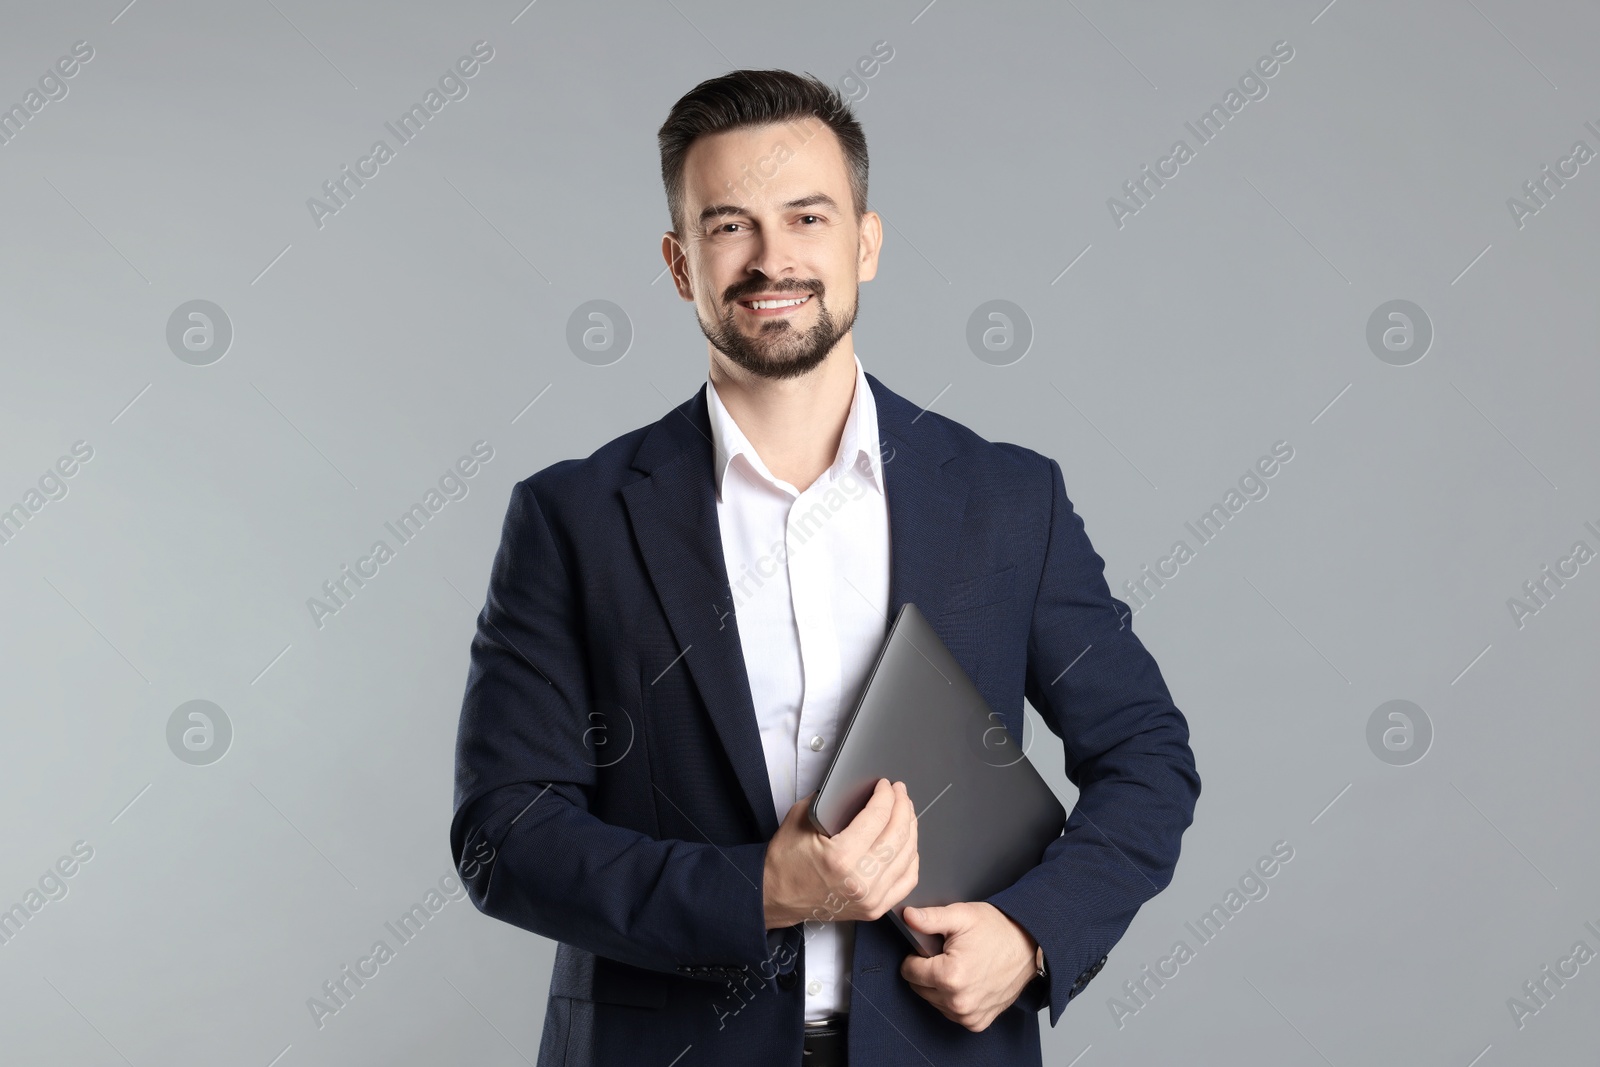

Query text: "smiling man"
[451, 69, 1200, 1067]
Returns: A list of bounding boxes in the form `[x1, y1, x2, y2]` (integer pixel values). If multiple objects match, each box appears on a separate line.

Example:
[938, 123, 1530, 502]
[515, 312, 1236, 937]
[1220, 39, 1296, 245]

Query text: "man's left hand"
[899, 902, 1039, 1032]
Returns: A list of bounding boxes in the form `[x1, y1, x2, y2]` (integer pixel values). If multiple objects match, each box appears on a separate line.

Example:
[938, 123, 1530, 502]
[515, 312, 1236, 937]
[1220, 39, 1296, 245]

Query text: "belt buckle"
[803, 1013, 847, 1063]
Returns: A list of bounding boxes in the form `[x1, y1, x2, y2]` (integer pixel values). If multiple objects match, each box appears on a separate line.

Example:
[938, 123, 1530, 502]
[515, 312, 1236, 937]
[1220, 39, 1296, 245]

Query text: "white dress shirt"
[705, 351, 891, 1021]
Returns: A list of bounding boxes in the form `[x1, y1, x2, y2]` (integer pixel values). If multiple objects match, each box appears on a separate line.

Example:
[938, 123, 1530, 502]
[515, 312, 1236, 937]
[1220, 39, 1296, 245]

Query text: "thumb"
[785, 791, 819, 829]
[902, 903, 964, 934]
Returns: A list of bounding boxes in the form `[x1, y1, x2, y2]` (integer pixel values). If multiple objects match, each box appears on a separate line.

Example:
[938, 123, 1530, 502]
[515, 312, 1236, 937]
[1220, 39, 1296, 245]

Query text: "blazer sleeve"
[984, 455, 1201, 1027]
[450, 476, 795, 981]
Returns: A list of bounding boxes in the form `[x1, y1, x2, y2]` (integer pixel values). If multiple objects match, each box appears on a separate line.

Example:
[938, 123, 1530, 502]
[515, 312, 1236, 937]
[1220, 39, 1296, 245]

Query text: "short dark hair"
[657, 69, 868, 236]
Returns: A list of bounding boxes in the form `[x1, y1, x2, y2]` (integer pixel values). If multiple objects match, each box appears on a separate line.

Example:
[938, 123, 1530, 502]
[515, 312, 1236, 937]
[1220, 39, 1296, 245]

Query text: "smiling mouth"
[736, 293, 813, 314]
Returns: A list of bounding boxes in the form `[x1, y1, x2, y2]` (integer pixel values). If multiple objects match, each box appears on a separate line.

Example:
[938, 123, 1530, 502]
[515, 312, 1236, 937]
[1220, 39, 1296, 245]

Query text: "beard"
[697, 280, 857, 382]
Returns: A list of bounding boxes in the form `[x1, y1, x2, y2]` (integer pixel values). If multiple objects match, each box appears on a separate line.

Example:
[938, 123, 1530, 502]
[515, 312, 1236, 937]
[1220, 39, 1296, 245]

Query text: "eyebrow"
[697, 193, 839, 226]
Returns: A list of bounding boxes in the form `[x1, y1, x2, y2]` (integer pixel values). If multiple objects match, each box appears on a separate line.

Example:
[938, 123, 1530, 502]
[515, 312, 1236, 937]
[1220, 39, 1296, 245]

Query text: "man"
[451, 69, 1200, 1067]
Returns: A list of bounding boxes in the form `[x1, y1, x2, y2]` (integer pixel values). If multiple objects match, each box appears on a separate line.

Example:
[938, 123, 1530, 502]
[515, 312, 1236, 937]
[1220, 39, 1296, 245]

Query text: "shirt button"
[809, 735, 825, 752]
[807, 979, 822, 995]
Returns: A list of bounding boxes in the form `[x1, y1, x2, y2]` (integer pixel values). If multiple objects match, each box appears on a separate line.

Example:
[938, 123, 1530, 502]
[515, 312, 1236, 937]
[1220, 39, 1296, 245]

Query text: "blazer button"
[777, 970, 798, 991]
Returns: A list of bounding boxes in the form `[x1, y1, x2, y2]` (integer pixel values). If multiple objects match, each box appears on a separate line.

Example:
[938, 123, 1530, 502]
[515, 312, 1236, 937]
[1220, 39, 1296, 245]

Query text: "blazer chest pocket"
[938, 562, 1018, 616]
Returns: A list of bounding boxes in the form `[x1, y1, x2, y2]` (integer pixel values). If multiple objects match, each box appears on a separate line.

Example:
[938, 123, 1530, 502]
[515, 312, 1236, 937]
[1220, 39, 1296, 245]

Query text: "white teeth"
[746, 296, 808, 309]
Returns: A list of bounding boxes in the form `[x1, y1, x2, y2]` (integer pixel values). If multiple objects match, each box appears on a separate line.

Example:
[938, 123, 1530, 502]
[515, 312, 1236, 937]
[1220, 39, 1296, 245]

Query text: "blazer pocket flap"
[550, 942, 669, 1008]
[593, 959, 669, 1008]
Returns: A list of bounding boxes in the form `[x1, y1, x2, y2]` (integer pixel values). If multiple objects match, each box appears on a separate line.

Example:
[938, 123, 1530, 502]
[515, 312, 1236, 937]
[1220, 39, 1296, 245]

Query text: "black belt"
[802, 1013, 848, 1066]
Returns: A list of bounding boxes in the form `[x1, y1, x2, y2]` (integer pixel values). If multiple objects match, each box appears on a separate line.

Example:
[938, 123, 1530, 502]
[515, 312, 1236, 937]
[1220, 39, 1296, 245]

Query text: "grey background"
[2, 0, 1596, 1064]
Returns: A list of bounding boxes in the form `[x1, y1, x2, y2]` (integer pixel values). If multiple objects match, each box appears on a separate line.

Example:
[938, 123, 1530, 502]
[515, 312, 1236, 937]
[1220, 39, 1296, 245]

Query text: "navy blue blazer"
[451, 371, 1200, 1067]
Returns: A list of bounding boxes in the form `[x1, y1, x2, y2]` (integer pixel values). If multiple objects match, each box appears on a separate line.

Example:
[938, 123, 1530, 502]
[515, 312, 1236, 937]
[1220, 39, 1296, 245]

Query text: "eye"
[717, 222, 744, 233]
[799, 215, 822, 224]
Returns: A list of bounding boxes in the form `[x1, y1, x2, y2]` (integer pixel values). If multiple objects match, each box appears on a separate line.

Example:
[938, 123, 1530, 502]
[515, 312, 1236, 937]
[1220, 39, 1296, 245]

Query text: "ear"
[661, 232, 694, 301]
[856, 209, 882, 283]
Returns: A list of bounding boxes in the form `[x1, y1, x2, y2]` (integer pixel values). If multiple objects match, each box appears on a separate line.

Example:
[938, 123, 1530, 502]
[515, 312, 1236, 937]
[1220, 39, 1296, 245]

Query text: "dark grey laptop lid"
[808, 602, 1067, 957]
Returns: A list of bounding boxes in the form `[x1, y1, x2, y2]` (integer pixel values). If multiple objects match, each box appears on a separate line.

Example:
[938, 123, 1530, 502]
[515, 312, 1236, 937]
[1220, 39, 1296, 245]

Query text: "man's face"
[664, 121, 881, 381]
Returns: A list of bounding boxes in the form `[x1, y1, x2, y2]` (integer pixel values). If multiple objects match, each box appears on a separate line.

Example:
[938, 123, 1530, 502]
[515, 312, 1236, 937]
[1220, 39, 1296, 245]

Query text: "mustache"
[724, 280, 821, 302]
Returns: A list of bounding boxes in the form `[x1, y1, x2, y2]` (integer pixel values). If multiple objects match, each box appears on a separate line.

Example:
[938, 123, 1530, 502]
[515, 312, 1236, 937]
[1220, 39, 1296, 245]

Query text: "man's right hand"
[762, 778, 920, 930]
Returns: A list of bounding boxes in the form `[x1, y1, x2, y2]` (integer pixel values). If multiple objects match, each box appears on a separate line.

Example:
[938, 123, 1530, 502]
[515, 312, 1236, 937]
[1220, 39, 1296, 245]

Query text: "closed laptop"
[808, 602, 1067, 957]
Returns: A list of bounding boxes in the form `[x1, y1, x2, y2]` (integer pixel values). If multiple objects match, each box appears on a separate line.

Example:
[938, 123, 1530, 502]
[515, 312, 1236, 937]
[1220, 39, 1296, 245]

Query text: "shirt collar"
[705, 352, 884, 502]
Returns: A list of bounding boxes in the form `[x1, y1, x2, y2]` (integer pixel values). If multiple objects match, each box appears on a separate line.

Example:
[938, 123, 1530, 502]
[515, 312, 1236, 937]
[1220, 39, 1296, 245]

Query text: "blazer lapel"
[620, 372, 970, 842]
[867, 371, 970, 623]
[622, 385, 780, 839]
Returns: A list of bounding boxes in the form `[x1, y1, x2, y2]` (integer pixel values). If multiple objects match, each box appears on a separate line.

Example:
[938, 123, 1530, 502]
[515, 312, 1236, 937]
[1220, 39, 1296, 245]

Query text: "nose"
[741, 226, 805, 285]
